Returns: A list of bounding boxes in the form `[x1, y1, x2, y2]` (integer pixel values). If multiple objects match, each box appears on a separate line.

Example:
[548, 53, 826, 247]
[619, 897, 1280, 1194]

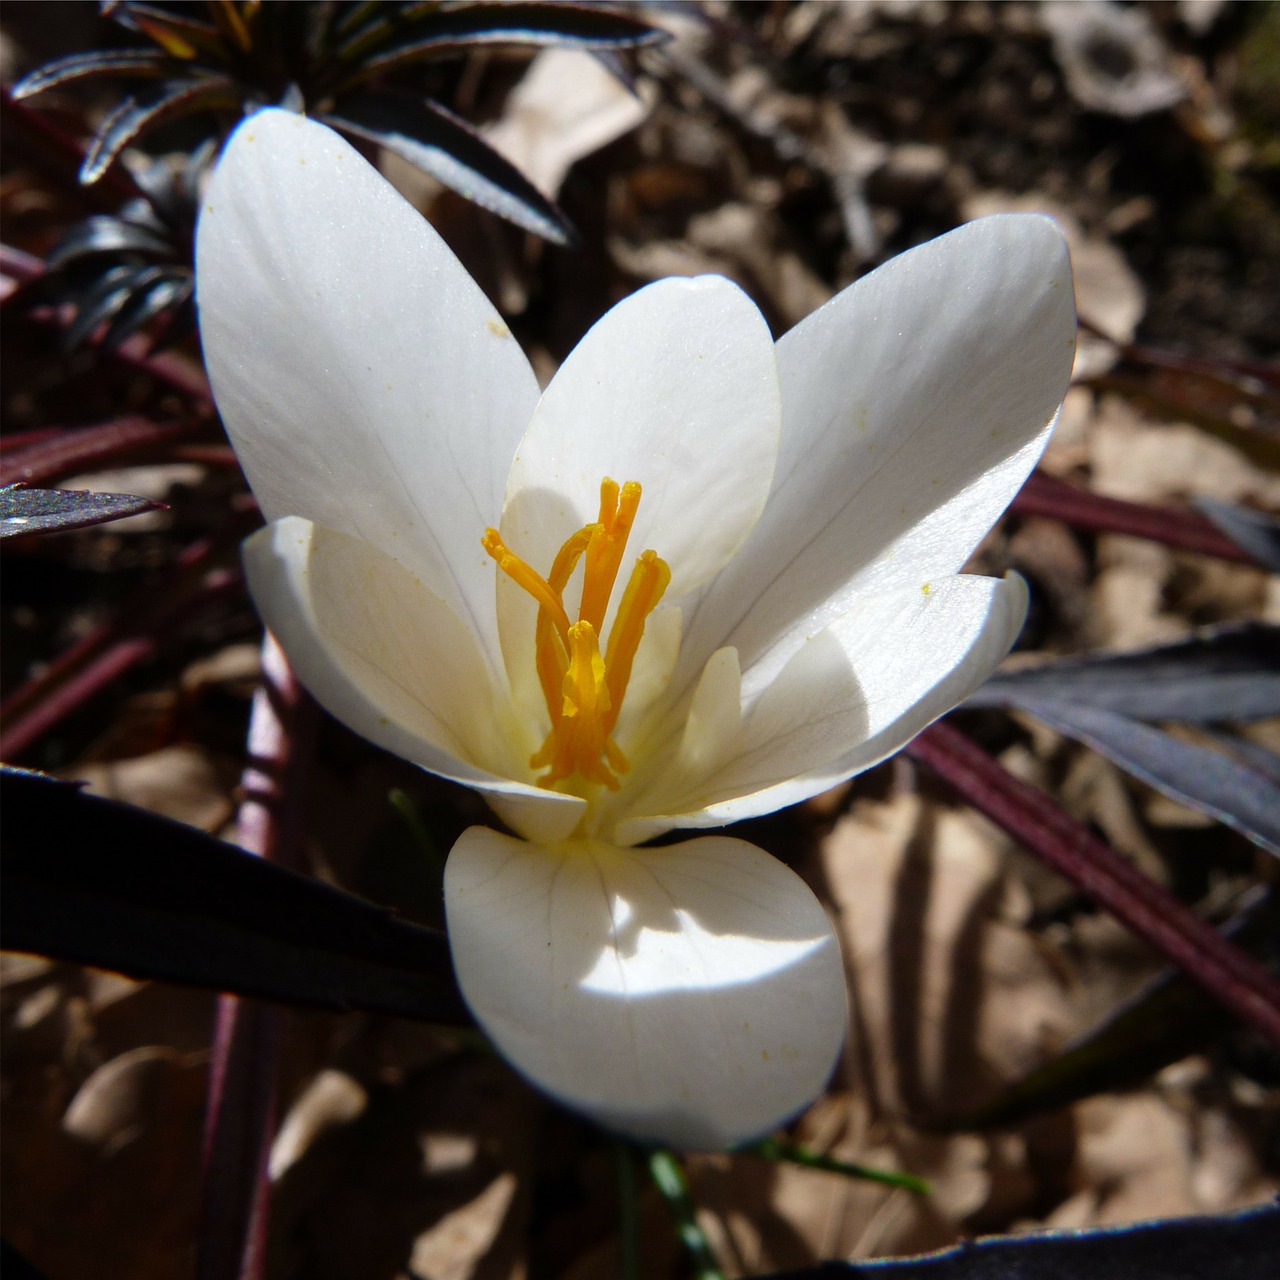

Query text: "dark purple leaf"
[10, 48, 173, 99]
[1205, 730, 1280, 784]
[1014, 700, 1280, 853]
[1, 485, 163, 538]
[1195, 497, 1280, 573]
[347, 2, 664, 76]
[61, 261, 155, 350]
[0, 1239, 50, 1280]
[972, 624, 1280, 723]
[47, 215, 175, 266]
[99, 269, 193, 351]
[760, 1202, 1280, 1280]
[81, 77, 240, 184]
[324, 93, 575, 243]
[109, 1, 224, 58]
[0, 768, 467, 1023]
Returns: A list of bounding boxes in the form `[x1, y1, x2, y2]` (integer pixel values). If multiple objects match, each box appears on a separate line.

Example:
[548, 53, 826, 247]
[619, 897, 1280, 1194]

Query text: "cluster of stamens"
[483, 479, 670, 791]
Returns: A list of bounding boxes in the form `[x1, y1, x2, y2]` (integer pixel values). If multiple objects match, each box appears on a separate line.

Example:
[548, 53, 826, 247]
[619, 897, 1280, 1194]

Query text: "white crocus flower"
[197, 109, 1075, 1149]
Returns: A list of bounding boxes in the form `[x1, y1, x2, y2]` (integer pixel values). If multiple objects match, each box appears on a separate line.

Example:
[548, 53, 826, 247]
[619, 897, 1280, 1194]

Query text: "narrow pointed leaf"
[1206, 730, 1280, 784]
[324, 94, 575, 243]
[1, 485, 163, 538]
[62, 262, 155, 350]
[100, 270, 193, 351]
[0, 768, 467, 1023]
[757, 1202, 1280, 1279]
[1016, 700, 1280, 852]
[348, 2, 664, 76]
[10, 48, 174, 99]
[81, 77, 240, 184]
[972, 624, 1280, 722]
[1195, 497, 1280, 572]
[110, 2, 223, 59]
[47, 215, 176, 266]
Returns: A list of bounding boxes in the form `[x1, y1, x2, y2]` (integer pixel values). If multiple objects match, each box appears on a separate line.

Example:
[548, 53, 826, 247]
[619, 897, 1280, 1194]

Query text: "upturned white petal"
[245, 519, 584, 843]
[495, 275, 779, 721]
[618, 572, 1028, 843]
[675, 214, 1075, 699]
[444, 828, 846, 1148]
[197, 109, 541, 673]
[501, 275, 780, 601]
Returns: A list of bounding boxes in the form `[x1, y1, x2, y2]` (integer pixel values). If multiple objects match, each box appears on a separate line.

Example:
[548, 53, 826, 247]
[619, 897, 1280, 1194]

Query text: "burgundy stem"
[2, 247, 212, 404]
[198, 634, 317, 1280]
[0, 415, 198, 487]
[0, 499, 258, 758]
[905, 720, 1280, 1047]
[1011, 470, 1255, 565]
[0, 567, 242, 759]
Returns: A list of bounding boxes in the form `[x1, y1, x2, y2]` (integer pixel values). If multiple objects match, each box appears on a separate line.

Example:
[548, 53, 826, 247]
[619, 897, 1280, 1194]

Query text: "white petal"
[197, 109, 540, 673]
[676, 214, 1074, 700]
[245, 518, 584, 844]
[445, 828, 845, 1148]
[619, 573, 1027, 843]
[500, 276, 780, 603]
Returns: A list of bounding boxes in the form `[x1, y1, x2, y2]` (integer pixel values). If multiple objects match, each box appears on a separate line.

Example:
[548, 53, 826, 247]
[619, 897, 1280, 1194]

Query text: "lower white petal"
[245, 518, 583, 842]
[444, 828, 846, 1149]
[619, 572, 1026, 843]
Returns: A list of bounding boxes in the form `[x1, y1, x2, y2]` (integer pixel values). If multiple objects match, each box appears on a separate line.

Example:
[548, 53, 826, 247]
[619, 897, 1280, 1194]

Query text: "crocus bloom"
[197, 109, 1075, 1148]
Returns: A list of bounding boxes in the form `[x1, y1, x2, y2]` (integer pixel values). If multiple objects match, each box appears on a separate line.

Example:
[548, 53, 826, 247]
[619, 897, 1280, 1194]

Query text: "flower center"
[483, 479, 670, 792]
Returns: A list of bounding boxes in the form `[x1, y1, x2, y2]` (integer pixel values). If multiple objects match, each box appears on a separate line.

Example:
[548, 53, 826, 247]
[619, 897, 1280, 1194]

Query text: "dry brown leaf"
[1089, 395, 1280, 507]
[1041, 1, 1186, 118]
[3, 1044, 207, 1280]
[267, 1055, 538, 1280]
[824, 794, 1077, 1120]
[484, 49, 652, 201]
[1049, 1082, 1278, 1227]
[63, 742, 237, 833]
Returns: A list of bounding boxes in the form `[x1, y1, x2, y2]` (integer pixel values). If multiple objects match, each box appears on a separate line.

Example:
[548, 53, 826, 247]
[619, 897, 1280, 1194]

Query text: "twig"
[1011, 470, 1257, 565]
[905, 720, 1280, 1047]
[198, 633, 317, 1280]
[0, 415, 198, 487]
[0, 502, 258, 758]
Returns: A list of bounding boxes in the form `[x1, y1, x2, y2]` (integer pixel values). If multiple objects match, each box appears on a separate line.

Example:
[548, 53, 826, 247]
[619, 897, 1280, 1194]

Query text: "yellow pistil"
[483, 479, 669, 791]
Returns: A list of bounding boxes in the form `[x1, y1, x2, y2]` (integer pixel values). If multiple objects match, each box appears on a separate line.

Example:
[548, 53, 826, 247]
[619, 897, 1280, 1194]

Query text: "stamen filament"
[482, 478, 669, 793]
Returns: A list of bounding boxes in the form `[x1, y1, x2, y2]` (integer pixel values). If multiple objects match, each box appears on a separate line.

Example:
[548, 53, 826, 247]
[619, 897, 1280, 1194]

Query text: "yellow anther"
[481, 529, 571, 644]
[603, 549, 670, 738]
[482, 478, 669, 792]
[580, 480, 641, 632]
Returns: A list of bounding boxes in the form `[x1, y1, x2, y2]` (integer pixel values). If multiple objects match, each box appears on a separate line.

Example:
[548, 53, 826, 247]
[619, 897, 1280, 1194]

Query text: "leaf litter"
[2, 1, 1279, 1276]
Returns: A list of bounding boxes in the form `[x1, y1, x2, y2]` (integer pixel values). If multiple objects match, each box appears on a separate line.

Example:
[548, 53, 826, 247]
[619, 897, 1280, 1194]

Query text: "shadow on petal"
[444, 830, 846, 1149]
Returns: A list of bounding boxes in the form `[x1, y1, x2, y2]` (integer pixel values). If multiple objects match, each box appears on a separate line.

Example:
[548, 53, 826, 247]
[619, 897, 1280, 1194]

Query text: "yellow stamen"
[480, 529, 571, 643]
[580, 480, 641, 632]
[603, 550, 671, 738]
[482, 478, 670, 791]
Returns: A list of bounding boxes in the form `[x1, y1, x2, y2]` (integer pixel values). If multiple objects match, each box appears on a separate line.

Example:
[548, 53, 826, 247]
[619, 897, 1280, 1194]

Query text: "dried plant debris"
[1041, 1, 1187, 118]
[3, 2, 1279, 1278]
